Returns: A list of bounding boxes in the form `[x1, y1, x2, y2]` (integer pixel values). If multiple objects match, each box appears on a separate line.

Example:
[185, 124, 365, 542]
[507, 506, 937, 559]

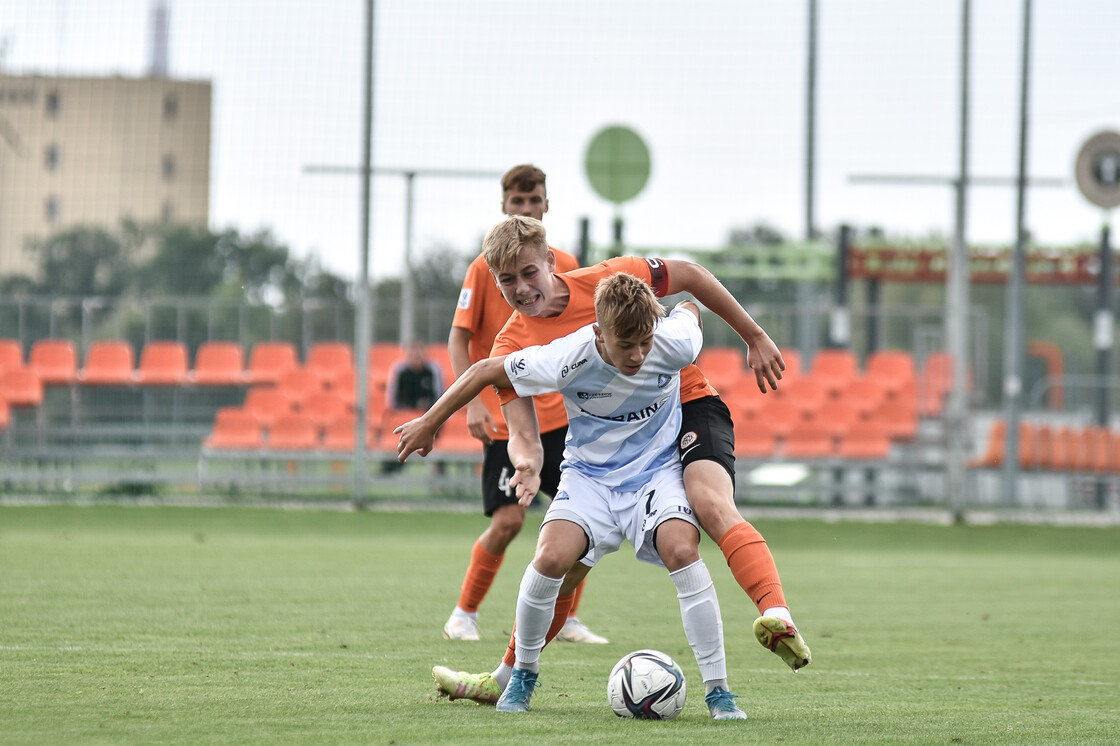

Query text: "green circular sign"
[584, 125, 651, 204]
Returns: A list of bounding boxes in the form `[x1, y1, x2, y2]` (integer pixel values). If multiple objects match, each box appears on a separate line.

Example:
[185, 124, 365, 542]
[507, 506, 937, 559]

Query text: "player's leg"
[680, 395, 811, 672]
[534, 426, 609, 645]
[643, 474, 746, 721]
[444, 439, 525, 640]
[496, 519, 588, 712]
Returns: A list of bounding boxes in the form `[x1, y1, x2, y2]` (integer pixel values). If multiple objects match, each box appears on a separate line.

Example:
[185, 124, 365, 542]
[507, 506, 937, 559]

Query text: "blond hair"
[482, 215, 548, 273]
[594, 272, 665, 339]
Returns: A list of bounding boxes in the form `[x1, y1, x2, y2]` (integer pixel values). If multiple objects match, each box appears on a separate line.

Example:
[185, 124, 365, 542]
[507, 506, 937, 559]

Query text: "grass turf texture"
[1, 506, 1117, 745]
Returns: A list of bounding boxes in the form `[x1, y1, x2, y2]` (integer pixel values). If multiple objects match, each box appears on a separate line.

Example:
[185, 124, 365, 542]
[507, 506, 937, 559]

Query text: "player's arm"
[502, 396, 544, 506]
[448, 326, 497, 444]
[395, 356, 511, 461]
[664, 259, 784, 393]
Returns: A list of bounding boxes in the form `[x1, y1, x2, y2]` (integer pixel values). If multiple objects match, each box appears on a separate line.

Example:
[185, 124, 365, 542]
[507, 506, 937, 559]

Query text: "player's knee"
[489, 506, 525, 547]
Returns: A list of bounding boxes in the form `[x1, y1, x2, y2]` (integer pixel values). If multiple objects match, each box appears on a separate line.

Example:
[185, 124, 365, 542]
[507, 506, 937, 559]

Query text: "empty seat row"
[969, 420, 1120, 474]
[203, 405, 478, 455]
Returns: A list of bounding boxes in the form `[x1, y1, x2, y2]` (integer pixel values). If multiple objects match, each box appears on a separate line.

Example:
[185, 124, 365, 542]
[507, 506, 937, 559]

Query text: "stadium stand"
[242, 387, 293, 428]
[0, 339, 23, 373]
[134, 340, 190, 385]
[264, 413, 318, 451]
[436, 410, 481, 456]
[79, 340, 135, 385]
[696, 346, 747, 392]
[733, 419, 776, 459]
[809, 348, 859, 397]
[783, 418, 838, 459]
[0, 367, 44, 408]
[276, 368, 325, 411]
[28, 339, 78, 385]
[300, 391, 350, 431]
[204, 407, 263, 450]
[773, 377, 828, 418]
[377, 407, 427, 451]
[0, 394, 10, 430]
[321, 412, 358, 452]
[871, 397, 919, 442]
[305, 341, 354, 389]
[837, 419, 894, 461]
[840, 377, 887, 417]
[190, 341, 246, 385]
[244, 341, 299, 385]
[777, 347, 804, 380]
[864, 349, 917, 399]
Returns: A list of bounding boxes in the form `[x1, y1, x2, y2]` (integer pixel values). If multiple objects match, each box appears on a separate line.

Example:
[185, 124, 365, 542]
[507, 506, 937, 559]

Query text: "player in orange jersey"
[442, 165, 607, 644]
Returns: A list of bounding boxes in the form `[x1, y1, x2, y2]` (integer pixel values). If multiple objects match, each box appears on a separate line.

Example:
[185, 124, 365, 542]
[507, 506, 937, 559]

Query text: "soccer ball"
[607, 649, 687, 720]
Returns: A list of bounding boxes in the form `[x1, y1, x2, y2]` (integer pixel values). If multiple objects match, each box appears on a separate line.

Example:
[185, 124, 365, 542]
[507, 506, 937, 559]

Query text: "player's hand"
[465, 399, 497, 445]
[395, 418, 436, 462]
[510, 461, 541, 507]
[746, 331, 785, 393]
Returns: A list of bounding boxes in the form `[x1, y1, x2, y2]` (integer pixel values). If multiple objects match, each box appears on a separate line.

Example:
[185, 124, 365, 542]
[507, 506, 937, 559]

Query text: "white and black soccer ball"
[607, 649, 687, 720]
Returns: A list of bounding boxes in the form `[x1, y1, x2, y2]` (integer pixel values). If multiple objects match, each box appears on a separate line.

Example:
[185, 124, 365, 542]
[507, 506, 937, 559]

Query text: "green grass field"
[1, 505, 1117, 745]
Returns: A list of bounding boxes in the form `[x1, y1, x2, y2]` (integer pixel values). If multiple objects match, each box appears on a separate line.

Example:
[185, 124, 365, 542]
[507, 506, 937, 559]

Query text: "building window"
[161, 153, 176, 181]
[163, 93, 179, 121]
[45, 196, 60, 224]
[161, 201, 175, 224]
[45, 143, 60, 171]
[45, 90, 60, 118]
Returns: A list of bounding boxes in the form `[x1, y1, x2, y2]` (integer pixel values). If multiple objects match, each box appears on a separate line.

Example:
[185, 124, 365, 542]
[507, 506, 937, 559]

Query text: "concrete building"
[0, 73, 211, 278]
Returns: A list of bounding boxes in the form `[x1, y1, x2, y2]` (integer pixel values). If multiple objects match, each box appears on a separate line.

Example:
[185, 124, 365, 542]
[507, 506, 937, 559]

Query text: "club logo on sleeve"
[457, 288, 472, 309]
[506, 356, 529, 379]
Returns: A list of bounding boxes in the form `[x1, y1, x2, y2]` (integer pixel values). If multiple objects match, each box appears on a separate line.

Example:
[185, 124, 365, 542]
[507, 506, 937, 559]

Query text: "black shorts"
[481, 426, 568, 516]
[678, 395, 736, 489]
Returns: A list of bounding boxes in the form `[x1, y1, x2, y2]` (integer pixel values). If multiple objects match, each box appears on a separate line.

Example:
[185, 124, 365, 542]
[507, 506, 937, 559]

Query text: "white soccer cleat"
[554, 616, 609, 644]
[443, 612, 481, 641]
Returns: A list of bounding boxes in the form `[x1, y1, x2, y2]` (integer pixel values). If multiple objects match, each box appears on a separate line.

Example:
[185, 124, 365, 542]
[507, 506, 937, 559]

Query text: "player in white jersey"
[396, 272, 748, 720]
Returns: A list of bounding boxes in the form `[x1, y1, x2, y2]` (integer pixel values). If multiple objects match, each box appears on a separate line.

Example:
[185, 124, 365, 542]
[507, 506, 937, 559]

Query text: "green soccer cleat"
[753, 616, 812, 672]
[432, 665, 501, 704]
[495, 667, 539, 713]
[704, 686, 748, 720]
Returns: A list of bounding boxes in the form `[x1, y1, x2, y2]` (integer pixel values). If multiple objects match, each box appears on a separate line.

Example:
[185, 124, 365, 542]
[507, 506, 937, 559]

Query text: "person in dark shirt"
[387, 341, 444, 411]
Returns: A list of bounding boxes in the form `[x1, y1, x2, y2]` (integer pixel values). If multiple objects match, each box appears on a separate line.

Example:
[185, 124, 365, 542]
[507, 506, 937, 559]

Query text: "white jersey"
[504, 308, 702, 492]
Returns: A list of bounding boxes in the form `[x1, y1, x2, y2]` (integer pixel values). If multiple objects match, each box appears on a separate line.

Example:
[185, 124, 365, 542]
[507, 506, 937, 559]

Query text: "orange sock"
[503, 591, 576, 668]
[718, 521, 787, 612]
[567, 578, 586, 618]
[456, 540, 504, 614]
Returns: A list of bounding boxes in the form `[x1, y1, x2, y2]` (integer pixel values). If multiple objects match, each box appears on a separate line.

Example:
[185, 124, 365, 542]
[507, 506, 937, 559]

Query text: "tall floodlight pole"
[944, 0, 972, 521]
[1002, 0, 1033, 507]
[353, 0, 376, 506]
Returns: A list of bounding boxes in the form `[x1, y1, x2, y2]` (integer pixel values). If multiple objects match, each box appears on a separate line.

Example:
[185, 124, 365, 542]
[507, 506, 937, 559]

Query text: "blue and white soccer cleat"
[495, 667, 539, 712]
[704, 686, 748, 720]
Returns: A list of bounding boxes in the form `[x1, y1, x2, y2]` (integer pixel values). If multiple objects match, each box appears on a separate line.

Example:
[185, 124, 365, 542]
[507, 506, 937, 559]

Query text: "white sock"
[452, 606, 478, 621]
[492, 662, 513, 690]
[669, 559, 727, 684]
[762, 606, 794, 626]
[513, 564, 563, 671]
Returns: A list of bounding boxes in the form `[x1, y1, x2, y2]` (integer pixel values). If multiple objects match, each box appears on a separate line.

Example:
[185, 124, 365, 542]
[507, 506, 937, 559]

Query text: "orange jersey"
[451, 246, 579, 438]
[493, 257, 718, 405]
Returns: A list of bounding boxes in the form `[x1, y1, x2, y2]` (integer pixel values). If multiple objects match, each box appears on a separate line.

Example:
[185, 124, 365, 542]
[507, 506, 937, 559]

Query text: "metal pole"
[1096, 223, 1114, 427]
[799, 0, 819, 361]
[399, 171, 416, 344]
[945, 0, 972, 521]
[1002, 0, 1032, 508]
[352, 0, 375, 506]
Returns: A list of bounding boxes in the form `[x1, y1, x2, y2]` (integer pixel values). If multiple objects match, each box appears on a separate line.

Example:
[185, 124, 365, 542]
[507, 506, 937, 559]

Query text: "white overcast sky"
[5, 0, 1120, 280]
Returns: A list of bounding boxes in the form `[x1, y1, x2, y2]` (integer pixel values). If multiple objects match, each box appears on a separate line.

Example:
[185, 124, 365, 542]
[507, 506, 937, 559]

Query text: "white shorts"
[541, 463, 700, 568]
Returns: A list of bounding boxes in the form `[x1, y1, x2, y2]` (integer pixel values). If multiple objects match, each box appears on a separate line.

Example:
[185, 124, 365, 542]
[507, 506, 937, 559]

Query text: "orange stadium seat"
[424, 343, 456, 386]
[838, 419, 894, 461]
[783, 418, 838, 459]
[203, 407, 263, 450]
[968, 420, 1005, 468]
[378, 407, 427, 451]
[872, 397, 919, 442]
[276, 368, 325, 411]
[134, 340, 189, 385]
[242, 387, 293, 429]
[190, 341, 246, 385]
[733, 420, 777, 459]
[245, 341, 299, 385]
[840, 377, 886, 418]
[437, 410, 483, 455]
[773, 377, 828, 418]
[0, 367, 43, 408]
[808, 348, 859, 397]
[0, 339, 23, 374]
[752, 397, 805, 442]
[777, 347, 804, 381]
[264, 413, 318, 451]
[696, 346, 746, 392]
[301, 391, 350, 431]
[306, 341, 354, 389]
[79, 340, 135, 385]
[28, 339, 78, 385]
[321, 412, 358, 452]
[864, 349, 917, 399]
